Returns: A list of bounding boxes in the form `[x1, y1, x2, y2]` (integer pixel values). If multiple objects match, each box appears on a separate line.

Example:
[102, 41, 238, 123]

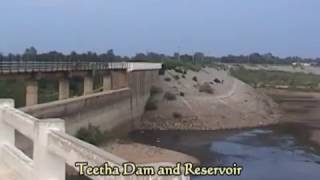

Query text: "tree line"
[1, 47, 320, 65]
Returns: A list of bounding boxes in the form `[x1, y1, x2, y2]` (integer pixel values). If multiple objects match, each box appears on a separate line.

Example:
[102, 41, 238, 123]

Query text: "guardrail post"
[0, 99, 15, 145]
[33, 119, 66, 180]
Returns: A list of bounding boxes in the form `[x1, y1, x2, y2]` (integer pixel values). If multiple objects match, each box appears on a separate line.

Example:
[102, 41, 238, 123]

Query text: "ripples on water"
[130, 126, 320, 180]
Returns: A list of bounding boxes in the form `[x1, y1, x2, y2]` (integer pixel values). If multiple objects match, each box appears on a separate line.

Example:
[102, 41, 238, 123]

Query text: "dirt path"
[215, 78, 237, 100]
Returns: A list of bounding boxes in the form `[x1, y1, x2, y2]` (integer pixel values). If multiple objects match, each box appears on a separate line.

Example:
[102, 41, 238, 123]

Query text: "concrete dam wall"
[21, 70, 159, 135]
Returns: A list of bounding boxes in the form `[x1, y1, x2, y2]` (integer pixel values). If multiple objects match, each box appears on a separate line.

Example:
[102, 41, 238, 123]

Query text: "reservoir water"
[129, 124, 320, 180]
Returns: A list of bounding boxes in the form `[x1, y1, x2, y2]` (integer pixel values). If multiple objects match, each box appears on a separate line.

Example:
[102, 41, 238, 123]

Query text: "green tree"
[23, 46, 37, 61]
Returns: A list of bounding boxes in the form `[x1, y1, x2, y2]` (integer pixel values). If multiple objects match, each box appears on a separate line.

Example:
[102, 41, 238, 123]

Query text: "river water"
[129, 124, 320, 180]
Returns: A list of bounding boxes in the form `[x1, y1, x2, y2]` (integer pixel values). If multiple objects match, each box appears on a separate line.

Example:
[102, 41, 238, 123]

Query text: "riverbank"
[311, 131, 320, 147]
[128, 127, 320, 180]
[100, 68, 282, 166]
[102, 69, 320, 166]
[261, 88, 320, 149]
[100, 140, 200, 164]
[139, 67, 280, 131]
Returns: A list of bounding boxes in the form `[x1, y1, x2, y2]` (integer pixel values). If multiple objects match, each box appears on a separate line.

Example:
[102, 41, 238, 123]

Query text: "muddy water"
[129, 125, 320, 180]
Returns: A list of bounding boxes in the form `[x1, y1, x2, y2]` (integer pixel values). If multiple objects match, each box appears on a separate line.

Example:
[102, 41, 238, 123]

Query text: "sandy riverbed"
[101, 140, 199, 165]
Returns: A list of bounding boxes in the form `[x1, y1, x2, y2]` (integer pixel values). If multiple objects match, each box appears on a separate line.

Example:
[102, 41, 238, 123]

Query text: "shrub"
[159, 68, 165, 75]
[173, 112, 182, 119]
[182, 75, 186, 79]
[75, 124, 105, 145]
[164, 92, 176, 100]
[188, 65, 202, 72]
[180, 92, 185, 96]
[174, 68, 184, 74]
[164, 77, 171, 82]
[199, 82, 214, 94]
[174, 75, 180, 80]
[183, 70, 187, 74]
[150, 86, 163, 96]
[145, 98, 158, 111]
[192, 76, 198, 82]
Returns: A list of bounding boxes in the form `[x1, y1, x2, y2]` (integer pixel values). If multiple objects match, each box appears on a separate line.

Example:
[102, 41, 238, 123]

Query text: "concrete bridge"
[0, 62, 189, 179]
[0, 61, 160, 106]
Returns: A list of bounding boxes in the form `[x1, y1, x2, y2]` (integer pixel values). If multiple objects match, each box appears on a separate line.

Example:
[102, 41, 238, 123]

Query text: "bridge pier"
[26, 80, 38, 106]
[83, 76, 93, 95]
[59, 79, 69, 100]
[111, 70, 128, 90]
[103, 74, 111, 91]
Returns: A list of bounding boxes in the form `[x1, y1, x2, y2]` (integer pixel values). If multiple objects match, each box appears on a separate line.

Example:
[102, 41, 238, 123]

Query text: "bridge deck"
[0, 61, 128, 74]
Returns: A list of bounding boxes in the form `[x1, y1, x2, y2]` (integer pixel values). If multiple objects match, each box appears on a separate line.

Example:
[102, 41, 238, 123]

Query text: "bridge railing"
[0, 99, 189, 180]
[0, 61, 129, 73]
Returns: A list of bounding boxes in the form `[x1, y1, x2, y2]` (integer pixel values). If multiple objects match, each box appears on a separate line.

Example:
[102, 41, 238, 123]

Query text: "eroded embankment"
[139, 67, 280, 130]
[261, 89, 320, 148]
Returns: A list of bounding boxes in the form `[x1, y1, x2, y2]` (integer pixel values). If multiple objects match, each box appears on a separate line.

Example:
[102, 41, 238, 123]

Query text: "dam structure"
[1, 61, 160, 133]
[0, 61, 188, 179]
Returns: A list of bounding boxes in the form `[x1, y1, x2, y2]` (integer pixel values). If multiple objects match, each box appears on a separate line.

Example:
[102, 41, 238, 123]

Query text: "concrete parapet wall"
[0, 99, 189, 180]
[21, 88, 133, 134]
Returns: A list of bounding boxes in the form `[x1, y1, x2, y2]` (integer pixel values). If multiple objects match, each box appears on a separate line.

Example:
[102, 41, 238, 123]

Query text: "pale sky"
[1, 0, 320, 58]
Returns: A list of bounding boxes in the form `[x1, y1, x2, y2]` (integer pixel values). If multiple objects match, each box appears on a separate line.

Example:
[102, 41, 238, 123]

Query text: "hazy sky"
[1, 0, 320, 57]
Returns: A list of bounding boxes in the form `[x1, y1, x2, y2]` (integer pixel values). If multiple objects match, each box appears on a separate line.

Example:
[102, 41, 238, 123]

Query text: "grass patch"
[163, 61, 202, 72]
[145, 98, 158, 111]
[174, 75, 180, 80]
[230, 67, 320, 90]
[159, 68, 165, 75]
[174, 68, 184, 74]
[164, 92, 177, 100]
[173, 112, 182, 119]
[150, 86, 163, 96]
[208, 63, 229, 71]
[192, 76, 198, 82]
[164, 77, 171, 82]
[75, 124, 108, 145]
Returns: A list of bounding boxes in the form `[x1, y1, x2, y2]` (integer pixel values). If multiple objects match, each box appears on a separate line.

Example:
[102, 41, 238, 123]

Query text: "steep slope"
[139, 67, 280, 130]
